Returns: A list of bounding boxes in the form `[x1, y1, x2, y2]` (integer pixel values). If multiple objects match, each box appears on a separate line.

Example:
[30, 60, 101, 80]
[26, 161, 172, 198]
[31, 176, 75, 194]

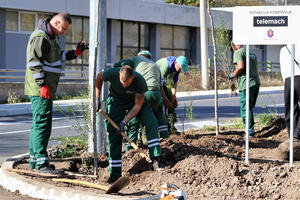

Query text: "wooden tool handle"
[52, 178, 109, 191]
[6, 168, 59, 178]
[99, 109, 140, 150]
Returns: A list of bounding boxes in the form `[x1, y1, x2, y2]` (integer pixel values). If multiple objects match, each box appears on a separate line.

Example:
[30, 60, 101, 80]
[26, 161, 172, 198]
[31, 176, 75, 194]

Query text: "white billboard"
[233, 6, 300, 45]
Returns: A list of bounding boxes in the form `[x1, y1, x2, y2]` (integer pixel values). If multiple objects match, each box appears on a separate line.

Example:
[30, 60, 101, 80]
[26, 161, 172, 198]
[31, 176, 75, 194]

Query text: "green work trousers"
[105, 96, 161, 178]
[239, 85, 260, 133]
[28, 96, 53, 170]
[163, 85, 177, 133]
[126, 90, 168, 150]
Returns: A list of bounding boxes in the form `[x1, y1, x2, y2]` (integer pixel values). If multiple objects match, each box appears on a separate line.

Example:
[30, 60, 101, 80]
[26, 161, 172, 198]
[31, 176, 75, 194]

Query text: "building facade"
[0, 0, 234, 80]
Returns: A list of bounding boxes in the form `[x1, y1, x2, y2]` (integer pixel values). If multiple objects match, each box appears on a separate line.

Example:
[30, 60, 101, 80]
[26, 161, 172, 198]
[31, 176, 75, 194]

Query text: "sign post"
[233, 6, 300, 165]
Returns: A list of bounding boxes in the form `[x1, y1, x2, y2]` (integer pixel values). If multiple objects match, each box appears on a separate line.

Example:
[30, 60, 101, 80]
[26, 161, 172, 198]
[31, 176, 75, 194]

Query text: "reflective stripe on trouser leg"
[158, 125, 168, 138]
[145, 90, 169, 139]
[137, 103, 162, 158]
[29, 96, 52, 169]
[29, 155, 36, 169]
[105, 97, 130, 178]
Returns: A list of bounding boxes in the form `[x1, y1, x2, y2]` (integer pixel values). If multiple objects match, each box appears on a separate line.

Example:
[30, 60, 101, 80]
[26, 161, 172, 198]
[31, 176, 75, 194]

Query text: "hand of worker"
[96, 97, 101, 112]
[172, 95, 178, 108]
[75, 41, 89, 56]
[165, 99, 171, 109]
[40, 85, 50, 100]
[118, 120, 126, 132]
[228, 73, 235, 80]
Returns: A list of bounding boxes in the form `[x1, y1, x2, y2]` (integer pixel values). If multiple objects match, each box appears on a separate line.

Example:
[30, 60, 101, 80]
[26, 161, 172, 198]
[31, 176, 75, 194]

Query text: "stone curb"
[0, 154, 134, 200]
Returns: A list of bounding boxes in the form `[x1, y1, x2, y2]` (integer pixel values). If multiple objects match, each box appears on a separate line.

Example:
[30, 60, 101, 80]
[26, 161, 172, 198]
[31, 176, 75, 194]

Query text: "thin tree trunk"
[207, 0, 219, 135]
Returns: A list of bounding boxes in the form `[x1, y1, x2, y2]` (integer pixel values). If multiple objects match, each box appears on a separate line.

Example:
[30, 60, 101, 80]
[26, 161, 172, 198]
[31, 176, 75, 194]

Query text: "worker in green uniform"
[95, 65, 164, 184]
[25, 13, 88, 173]
[156, 56, 188, 134]
[114, 52, 169, 150]
[228, 42, 260, 136]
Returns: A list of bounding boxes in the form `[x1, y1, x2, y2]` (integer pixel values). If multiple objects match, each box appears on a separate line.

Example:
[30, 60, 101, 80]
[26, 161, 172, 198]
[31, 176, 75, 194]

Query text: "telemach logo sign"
[233, 6, 300, 45]
[253, 16, 288, 27]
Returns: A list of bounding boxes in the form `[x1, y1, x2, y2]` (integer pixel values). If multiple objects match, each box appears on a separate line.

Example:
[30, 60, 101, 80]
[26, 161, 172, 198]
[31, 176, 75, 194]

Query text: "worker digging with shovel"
[95, 65, 165, 184]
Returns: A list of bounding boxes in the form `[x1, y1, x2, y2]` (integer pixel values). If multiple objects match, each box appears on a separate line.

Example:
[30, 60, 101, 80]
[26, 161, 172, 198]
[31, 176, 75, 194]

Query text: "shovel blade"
[127, 157, 149, 174]
[106, 176, 130, 194]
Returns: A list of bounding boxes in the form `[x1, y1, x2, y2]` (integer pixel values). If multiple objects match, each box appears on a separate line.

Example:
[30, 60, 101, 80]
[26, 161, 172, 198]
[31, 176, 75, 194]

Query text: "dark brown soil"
[14, 117, 300, 199]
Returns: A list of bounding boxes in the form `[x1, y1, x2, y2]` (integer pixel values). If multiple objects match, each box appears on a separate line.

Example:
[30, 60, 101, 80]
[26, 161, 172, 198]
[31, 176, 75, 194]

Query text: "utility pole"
[96, 0, 107, 155]
[200, 0, 209, 90]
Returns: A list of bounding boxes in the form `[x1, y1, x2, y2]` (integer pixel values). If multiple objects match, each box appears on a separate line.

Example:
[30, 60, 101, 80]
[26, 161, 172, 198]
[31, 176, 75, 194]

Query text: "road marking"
[0, 116, 81, 125]
[0, 125, 73, 135]
[175, 120, 222, 130]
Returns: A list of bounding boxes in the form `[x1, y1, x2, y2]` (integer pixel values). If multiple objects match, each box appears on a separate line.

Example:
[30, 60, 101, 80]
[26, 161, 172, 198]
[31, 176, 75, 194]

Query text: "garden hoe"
[52, 176, 130, 194]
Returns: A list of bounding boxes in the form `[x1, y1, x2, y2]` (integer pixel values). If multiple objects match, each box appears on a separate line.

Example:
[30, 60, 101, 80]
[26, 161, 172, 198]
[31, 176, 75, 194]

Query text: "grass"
[202, 125, 216, 131]
[50, 134, 87, 158]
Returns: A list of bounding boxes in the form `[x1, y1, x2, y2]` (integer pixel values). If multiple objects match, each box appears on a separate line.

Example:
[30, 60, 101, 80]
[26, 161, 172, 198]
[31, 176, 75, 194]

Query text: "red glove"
[75, 41, 89, 56]
[40, 85, 50, 100]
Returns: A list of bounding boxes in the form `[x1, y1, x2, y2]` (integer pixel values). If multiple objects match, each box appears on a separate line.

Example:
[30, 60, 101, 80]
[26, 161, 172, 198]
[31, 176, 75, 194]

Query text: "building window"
[65, 16, 89, 78]
[20, 12, 35, 32]
[160, 24, 190, 59]
[116, 20, 150, 60]
[5, 11, 18, 31]
[5, 10, 52, 32]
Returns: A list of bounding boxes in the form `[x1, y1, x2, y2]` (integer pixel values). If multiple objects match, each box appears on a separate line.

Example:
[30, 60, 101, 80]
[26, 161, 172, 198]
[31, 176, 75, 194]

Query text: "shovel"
[88, 98, 151, 173]
[98, 108, 151, 173]
[52, 176, 130, 194]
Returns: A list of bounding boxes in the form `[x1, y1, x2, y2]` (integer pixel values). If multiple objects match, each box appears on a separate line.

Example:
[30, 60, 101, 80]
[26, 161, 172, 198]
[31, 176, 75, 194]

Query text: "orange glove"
[40, 85, 50, 100]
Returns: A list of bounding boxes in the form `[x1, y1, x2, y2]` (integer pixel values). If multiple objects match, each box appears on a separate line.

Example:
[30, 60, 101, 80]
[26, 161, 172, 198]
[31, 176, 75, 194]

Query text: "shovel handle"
[88, 98, 149, 160]
[98, 109, 140, 150]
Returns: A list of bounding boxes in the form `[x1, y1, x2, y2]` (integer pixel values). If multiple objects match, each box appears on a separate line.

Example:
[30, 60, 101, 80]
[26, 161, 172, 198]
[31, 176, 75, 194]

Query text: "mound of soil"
[15, 117, 300, 199]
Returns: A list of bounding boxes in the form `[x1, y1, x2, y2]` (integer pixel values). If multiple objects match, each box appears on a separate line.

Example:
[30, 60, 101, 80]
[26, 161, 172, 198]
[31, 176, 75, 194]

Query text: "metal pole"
[88, 0, 100, 175]
[290, 44, 295, 166]
[96, 0, 107, 154]
[200, 0, 209, 90]
[245, 45, 250, 164]
[285, 0, 287, 5]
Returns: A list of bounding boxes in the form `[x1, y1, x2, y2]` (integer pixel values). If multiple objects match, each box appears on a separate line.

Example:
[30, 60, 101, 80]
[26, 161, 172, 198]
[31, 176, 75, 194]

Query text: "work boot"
[151, 156, 165, 171]
[36, 166, 61, 175]
[107, 176, 120, 184]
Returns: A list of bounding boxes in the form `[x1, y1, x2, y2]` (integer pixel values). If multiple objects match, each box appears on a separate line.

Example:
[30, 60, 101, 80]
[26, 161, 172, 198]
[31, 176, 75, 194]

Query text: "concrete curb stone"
[0, 154, 133, 200]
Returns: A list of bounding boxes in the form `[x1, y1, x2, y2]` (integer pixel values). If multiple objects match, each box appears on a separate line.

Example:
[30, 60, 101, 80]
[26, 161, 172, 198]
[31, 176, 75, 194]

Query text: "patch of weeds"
[7, 91, 21, 104]
[50, 134, 87, 158]
[202, 125, 215, 131]
[256, 97, 278, 127]
[256, 113, 275, 127]
[185, 98, 193, 121]
[225, 118, 244, 129]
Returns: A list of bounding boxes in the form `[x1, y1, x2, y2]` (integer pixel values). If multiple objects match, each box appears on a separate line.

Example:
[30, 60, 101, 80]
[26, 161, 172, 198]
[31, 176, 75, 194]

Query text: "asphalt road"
[0, 91, 285, 199]
[0, 91, 285, 165]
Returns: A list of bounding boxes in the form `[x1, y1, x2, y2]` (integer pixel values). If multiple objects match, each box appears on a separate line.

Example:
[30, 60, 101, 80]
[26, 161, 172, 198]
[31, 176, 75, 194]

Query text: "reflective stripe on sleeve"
[33, 72, 45, 79]
[27, 61, 43, 68]
[44, 60, 62, 67]
[43, 66, 62, 73]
